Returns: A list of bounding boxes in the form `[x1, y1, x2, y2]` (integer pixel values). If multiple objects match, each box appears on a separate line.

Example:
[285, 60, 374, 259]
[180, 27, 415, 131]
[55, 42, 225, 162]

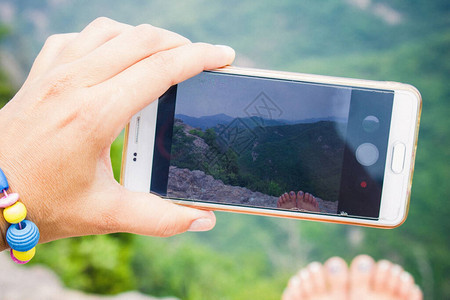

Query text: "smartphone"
[121, 66, 421, 228]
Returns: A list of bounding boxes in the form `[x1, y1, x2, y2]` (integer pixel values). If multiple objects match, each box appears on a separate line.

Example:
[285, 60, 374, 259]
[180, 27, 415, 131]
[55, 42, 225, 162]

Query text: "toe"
[308, 262, 327, 295]
[372, 260, 391, 292]
[385, 264, 403, 295]
[312, 196, 319, 210]
[297, 191, 305, 201]
[305, 193, 311, 203]
[348, 255, 375, 300]
[408, 284, 423, 300]
[396, 271, 414, 298]
[298, 268, 314, 297]
[324, 257, 349, 299]
[277, 197, 283, 207]
[289, 191, 297, 202]
[283, 274, 302, 300]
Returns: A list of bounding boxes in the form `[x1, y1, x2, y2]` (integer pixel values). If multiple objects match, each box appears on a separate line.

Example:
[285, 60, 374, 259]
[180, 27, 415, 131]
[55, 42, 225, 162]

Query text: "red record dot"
[360, 181, 367, 188]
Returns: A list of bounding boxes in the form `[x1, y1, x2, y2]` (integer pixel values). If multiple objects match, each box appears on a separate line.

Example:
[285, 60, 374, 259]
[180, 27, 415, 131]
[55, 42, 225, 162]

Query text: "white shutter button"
[391, 143, 406, 174]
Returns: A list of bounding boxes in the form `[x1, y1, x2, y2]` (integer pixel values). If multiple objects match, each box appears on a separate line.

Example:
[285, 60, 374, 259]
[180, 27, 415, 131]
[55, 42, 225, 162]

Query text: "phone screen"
[151, 71, 394, 219]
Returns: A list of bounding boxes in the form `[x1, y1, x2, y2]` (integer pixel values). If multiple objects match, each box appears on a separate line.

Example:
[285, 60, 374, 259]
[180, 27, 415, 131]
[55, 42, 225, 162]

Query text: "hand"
[0, 17, 235, 250]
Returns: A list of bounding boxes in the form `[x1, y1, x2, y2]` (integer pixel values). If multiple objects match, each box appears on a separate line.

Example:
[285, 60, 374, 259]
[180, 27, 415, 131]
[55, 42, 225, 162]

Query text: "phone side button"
[391, 143, 406, 174]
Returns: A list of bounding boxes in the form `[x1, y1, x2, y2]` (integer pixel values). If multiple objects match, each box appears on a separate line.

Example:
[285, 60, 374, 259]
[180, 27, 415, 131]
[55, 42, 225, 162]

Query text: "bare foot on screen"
[296, 191, 320, 212]
[282, 255, 423, 300]
[277, 191, 298, 209]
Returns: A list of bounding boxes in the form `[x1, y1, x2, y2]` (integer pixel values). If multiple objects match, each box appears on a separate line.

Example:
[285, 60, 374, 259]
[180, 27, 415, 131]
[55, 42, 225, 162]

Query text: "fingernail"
[188, 218, 214, 232]
[215, 45, 235, 59]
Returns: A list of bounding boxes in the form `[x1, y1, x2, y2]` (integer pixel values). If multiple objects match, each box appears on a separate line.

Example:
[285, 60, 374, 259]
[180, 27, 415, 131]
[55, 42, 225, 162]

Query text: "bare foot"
[282, 257, 349, 300]
[282, 255, 423, 300]
[296, 191, 320, 212]
[277, 191, 298, 209]
[349, 256, 423, 300]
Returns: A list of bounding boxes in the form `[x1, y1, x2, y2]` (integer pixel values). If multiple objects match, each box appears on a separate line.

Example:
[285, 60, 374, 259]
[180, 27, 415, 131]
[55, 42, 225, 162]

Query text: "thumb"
[111, 188, 216, 237]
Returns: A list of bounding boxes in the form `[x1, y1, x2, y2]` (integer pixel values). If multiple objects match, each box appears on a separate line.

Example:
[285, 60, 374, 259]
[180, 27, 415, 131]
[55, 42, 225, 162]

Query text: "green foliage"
[31, 234, 136, 294]
[188, 128, 204, 138]
[172, 120, 344, 199]
[0, 26, 14, 108]
[131, 236, 285, 300]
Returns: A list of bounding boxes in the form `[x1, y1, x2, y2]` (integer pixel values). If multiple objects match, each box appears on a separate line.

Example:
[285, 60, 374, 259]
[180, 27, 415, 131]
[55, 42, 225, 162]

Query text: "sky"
[176, 71, 352, 122]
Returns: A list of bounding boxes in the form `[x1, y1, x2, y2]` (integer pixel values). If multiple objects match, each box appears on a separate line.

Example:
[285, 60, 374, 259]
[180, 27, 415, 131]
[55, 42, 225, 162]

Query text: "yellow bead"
[13, 247, 36, 261]
[3, 201, 27, 224]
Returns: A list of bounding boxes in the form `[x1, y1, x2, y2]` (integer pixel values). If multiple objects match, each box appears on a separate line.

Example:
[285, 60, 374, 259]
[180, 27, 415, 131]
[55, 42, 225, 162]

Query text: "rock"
[0, 252, 178, 300]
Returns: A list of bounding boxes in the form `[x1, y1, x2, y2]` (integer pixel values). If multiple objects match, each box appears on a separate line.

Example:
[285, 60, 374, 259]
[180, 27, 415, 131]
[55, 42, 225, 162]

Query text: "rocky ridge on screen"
[167, 166, 338, 214]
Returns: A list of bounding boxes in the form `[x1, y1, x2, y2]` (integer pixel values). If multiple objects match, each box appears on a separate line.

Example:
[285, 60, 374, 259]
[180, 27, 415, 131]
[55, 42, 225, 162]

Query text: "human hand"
[0, 17, 235, 250]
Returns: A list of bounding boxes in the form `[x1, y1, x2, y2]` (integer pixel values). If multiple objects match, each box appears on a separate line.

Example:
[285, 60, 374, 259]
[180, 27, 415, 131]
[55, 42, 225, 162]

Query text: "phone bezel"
[121, 66, 421, 229]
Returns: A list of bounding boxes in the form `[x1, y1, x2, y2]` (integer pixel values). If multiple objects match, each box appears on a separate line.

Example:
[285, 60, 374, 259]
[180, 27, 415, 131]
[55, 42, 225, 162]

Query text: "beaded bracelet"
[0, 168, 40, 264]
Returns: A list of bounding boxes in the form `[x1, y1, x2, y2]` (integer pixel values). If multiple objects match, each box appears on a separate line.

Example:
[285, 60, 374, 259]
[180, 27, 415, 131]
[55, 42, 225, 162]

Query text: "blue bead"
[6, 220, 40, 252]
[0, 168, 8, 192]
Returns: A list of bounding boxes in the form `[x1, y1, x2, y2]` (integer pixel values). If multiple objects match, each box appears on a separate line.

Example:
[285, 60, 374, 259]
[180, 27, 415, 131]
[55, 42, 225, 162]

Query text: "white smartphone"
[121, 66, 421, 228]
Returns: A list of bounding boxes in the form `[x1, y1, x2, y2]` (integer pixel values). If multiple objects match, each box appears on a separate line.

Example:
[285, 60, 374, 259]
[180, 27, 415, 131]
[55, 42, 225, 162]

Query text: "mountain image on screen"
[175, 114, 346, 130]
[169, 114, 346, 203]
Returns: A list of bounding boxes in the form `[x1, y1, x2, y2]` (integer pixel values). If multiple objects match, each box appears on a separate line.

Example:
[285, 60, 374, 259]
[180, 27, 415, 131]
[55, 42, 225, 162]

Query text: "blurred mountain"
[0, 0, 448, 80]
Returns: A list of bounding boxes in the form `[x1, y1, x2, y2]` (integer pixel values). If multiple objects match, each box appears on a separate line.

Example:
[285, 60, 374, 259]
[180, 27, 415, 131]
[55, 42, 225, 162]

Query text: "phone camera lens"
[133, 158, 137, 162]
[362, 116, 380, 133]
[133, 152, 137, 156]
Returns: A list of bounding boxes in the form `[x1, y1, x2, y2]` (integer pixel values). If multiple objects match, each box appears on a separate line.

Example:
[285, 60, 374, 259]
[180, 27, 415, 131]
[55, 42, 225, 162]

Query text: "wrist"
[0, 157, 39, 256]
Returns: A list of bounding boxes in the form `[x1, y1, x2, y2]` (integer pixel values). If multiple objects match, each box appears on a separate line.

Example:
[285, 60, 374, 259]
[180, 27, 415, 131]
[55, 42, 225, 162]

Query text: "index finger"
[91, 42, 235, 134]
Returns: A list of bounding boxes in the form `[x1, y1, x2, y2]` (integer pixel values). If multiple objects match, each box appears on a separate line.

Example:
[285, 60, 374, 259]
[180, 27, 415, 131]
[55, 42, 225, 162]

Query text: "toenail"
[357, 259, 372, 272]
[400, 272, 412, 282]
[328, 261, 342, 274]
[391, 265, 402, 275]
[378, 261, 390, 271]
[300, 269, 310, 280]
[309, 262, 321, 273]
[288, 275, 301, 288]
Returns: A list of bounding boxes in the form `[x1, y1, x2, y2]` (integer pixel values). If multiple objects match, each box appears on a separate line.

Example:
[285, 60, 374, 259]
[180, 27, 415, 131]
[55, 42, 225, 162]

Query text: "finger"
[26, 33, 78, 82]
[54, 17, 133, 66]
[71, 23, 191, 87]
[92, 42, 235, 134]
[108, 188, 216, 236]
